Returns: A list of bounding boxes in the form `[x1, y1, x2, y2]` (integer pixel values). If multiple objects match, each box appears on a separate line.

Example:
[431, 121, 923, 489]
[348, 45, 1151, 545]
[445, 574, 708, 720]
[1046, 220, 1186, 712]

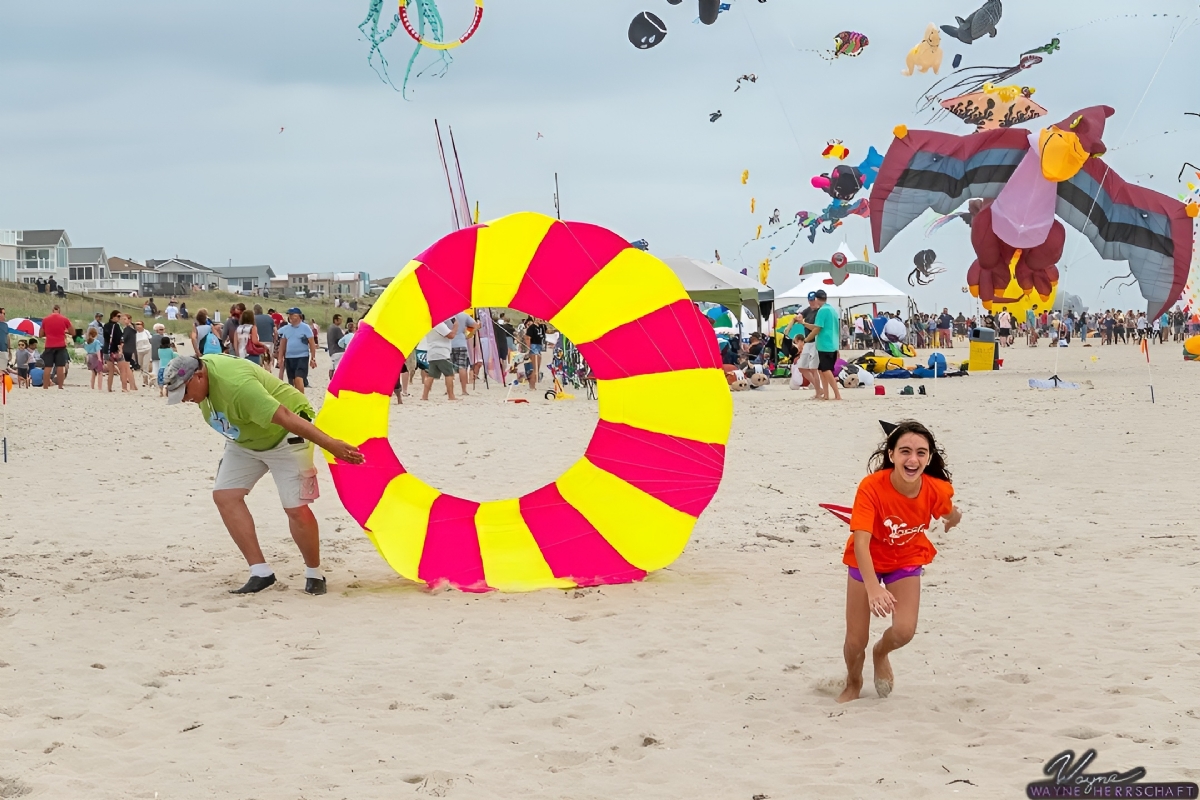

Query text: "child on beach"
[157, 336, 176, 397]
[836, 420, 962, 704]
[84, 328, 104, 390]
[14, 340, 32, 388]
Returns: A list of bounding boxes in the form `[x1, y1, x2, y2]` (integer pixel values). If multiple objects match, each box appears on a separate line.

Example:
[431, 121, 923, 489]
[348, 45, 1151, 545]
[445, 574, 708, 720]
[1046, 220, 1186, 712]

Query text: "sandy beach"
[2, 340, 1198, 799]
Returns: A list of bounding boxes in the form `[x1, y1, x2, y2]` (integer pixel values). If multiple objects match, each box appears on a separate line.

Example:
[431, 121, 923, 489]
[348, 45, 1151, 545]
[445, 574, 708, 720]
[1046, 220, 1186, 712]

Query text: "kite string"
[738, 11, 804, 165]
[1050, 12, 1191, 377]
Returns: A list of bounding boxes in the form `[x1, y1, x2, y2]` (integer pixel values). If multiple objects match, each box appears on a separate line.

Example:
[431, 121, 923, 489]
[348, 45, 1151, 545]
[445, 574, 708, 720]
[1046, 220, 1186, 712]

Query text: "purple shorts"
[848, 565, 924, 585]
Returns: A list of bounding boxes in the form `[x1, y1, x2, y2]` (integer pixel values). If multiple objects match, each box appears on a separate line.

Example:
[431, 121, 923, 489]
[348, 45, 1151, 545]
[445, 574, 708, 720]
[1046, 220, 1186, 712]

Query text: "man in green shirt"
[811, 289, 843, 401]
[164, 354, 364, 595]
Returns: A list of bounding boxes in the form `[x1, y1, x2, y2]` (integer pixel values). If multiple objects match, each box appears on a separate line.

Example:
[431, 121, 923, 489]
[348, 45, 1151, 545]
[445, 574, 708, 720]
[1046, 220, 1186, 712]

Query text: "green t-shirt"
[198, 354, 313, 451]
[814, 304, 840, 352]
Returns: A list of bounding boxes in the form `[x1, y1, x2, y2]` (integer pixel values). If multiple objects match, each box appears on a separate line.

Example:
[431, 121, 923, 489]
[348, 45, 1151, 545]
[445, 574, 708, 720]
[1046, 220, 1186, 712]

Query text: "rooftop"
[68, 246, 107, 265]
[19, 229, 69, 247]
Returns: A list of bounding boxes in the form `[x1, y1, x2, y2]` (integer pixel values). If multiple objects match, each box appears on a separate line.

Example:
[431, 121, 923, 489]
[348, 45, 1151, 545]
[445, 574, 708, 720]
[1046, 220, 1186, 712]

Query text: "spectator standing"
[232, 309, 263, 365]
[795, 294, 822, 393]
[84, 328, 104, 390]
[420, 317, 460, 401]
[15, 340, 34, 387]
[121, 314, 141, 391]
[812, 290, 842, 401]
[253, 305, 276, 371]
[276, 308, 318, 393]
[524, 317, 547, 392]
[937, 308, 953, 348]
[326, 314, 345, 379]
[101, 310, 128, 392]
[223, 304, 244, 348]
[157, 335, 176, 396]
[449, 311, 478, 396]
[87, 313, 105, 337]
[135, 319, 154, 386]
[40, 304, 75, 391]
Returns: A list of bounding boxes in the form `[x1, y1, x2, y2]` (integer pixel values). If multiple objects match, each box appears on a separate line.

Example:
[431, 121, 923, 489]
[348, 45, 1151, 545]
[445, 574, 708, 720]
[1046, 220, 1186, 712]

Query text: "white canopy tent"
[662, 256, 773, 316]
[776, 273, 909, 312]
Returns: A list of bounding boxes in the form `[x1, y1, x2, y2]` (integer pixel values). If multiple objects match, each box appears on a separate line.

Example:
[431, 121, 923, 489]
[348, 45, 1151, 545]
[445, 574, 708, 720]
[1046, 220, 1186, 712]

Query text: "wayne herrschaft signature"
[1026, 749, 1198, 798]
[1044, 750, 1146, 791]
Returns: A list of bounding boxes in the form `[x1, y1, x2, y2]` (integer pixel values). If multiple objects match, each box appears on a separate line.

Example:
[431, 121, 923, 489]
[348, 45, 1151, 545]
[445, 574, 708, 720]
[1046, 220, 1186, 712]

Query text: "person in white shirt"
[419, 318, 459, 401]
[166, 302, 178, 321]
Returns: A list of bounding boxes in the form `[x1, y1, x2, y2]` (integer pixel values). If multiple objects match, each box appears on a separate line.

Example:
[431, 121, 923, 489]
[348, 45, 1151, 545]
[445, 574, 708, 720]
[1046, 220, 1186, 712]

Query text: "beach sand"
[2, 341, 1198, 798]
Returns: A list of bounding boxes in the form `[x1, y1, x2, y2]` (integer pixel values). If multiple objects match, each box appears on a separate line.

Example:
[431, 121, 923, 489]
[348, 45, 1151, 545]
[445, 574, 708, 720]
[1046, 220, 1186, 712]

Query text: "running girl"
[836, 420, 962, 703]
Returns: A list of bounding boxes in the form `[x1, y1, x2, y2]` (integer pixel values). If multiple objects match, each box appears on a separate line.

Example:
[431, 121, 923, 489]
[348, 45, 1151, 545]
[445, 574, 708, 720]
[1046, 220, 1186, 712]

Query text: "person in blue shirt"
[810, 290, 842, 401]
[275, 308, 317, 393]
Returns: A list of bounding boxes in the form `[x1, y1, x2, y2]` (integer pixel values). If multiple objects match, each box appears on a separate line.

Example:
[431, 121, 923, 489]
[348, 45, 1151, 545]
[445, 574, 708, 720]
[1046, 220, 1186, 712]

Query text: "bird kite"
[869, 106, 1198, 317]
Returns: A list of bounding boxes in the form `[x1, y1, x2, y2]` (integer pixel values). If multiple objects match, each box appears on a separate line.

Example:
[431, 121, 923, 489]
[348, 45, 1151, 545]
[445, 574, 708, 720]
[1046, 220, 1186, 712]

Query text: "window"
[242, 279, 254, 291]
[22, 249, 51, 270]
[68, 267, 94, 281]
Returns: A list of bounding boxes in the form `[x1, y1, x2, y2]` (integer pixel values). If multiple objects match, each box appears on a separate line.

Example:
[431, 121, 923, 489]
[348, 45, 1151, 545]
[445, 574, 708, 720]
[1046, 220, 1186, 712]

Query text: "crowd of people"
[1, 298, 561, 401]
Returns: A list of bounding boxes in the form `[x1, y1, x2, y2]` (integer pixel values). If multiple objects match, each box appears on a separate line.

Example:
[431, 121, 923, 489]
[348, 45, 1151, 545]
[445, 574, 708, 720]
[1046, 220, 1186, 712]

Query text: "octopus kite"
[359, 0, 483, 97]
[908, 250, 946, 286]
[870, 106, 1198, 317]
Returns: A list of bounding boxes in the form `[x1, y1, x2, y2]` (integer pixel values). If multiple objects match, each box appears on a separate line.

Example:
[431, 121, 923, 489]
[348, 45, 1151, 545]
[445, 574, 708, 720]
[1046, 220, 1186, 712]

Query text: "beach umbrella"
[705, 306, 736, 328]
[7, 318, 41, 336]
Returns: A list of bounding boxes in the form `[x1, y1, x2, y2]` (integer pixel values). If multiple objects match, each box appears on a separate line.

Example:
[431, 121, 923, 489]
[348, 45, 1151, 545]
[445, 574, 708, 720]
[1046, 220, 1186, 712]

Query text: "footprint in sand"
[0, 776, 31, 797]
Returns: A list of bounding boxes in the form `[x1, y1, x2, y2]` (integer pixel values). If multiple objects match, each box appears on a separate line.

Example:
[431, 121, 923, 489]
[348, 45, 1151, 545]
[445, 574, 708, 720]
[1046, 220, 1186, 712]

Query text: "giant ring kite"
[398, 0, 484, 51]
[316, 212, 732, 592]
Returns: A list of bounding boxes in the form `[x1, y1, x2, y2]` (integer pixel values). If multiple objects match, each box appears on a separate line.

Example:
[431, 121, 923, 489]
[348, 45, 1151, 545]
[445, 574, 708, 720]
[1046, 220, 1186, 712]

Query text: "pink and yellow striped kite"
[316, 212, 732, 592]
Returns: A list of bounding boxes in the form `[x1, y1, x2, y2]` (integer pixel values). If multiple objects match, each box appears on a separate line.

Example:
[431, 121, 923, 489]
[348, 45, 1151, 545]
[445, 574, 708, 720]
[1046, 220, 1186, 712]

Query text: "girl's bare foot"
[836, 679, 863, 704]
[872, 642, 894, 698]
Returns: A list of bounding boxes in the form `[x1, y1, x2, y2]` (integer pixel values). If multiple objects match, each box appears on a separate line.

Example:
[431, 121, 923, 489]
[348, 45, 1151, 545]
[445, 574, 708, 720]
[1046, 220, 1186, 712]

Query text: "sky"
[1, 0, 1197, 313]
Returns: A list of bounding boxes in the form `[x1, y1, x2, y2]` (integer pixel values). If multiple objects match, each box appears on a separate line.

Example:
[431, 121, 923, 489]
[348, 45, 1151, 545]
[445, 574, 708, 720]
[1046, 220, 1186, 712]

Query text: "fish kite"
[870, 106, 1198, 317]
[941, 0, 1003, 45]
[829, 31, 869, 59]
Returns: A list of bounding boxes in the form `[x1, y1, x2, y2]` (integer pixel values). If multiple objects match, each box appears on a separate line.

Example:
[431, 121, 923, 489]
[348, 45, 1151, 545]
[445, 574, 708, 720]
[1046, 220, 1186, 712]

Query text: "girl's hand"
[866, 584, 896, 617]
[942, 507, 962, 532]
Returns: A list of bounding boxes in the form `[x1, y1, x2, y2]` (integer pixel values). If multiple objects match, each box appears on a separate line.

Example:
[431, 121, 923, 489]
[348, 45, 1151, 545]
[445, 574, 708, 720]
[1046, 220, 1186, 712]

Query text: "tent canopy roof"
[662, 256, 773, 313]
[776, 273, 909, 312]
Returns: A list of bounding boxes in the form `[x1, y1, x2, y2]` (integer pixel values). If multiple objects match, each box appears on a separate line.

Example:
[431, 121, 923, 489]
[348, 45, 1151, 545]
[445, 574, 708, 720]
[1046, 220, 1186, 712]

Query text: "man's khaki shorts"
[214, 437, 318, 509]
[798, 342, 819, 370]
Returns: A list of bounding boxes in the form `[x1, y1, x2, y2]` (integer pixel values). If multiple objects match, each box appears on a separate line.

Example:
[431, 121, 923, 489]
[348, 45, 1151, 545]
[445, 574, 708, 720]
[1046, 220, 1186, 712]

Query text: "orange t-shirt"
[842, 469, 954, 573]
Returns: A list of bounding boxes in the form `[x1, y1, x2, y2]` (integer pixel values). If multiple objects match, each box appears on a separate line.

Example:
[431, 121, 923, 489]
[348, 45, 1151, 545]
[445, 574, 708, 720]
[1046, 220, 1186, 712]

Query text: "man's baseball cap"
[814, 289, 828, 300]
[807, 291, 818, 301]
[286, 307, 302, 316]
[163, 356, 201, 405]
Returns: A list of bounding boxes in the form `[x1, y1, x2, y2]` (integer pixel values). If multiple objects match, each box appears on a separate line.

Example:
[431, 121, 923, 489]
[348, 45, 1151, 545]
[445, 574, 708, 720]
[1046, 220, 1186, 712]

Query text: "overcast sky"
[2, 0, 1196, 312]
